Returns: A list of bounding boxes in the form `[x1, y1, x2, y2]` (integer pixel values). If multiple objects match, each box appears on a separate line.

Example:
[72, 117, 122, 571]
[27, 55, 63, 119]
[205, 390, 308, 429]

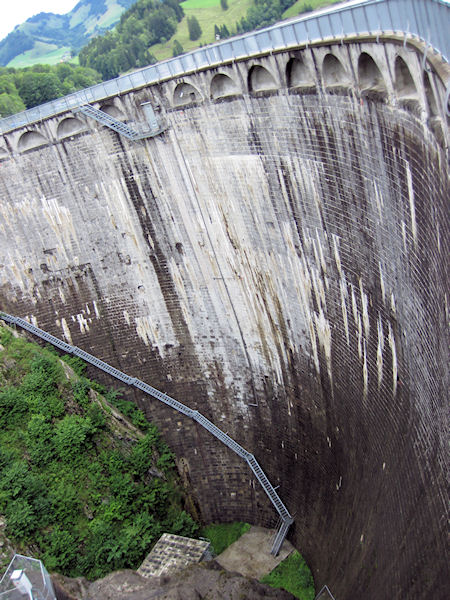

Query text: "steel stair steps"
[74, 104, 167, 141]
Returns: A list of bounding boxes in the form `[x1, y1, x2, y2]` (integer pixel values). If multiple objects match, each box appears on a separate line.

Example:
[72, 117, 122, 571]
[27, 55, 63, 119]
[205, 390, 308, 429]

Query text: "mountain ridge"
[0, 0, 135, 67]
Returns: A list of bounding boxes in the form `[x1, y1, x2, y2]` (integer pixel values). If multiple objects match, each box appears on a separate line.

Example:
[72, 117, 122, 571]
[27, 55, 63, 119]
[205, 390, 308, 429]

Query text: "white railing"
[0, 0, 447, 134]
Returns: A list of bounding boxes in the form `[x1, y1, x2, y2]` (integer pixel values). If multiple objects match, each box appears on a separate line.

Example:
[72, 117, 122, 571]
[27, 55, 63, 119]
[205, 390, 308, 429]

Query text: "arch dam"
[0, 0, 448, 597]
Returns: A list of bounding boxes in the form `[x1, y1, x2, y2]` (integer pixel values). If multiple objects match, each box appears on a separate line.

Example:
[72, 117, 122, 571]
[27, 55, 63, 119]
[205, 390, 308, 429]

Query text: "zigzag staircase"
[74, 104, 167, 141]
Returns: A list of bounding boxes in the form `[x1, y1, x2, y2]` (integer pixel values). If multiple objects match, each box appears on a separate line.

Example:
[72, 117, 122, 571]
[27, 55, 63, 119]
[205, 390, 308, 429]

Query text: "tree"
[220, 24, 230, 38]
[221, 0, 229, 10]
[163, 0, 185, 21]
[172, 39, 184, 57]
[187, 15, 202, 41]
[17, 71, 63, 109]
[147, 9, 177, 44]
[0, 74, 17, 95]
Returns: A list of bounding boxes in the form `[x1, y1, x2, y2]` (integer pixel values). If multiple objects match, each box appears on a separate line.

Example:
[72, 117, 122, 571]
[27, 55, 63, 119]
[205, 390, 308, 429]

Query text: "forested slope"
[0, 321, 198, 580]
[0, 0, 135, 68]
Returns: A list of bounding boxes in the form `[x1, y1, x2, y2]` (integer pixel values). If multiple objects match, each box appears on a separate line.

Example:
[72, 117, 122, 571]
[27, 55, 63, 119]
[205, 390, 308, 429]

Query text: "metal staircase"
[0, 312, 293, 555]
[74, 104, 167, 141]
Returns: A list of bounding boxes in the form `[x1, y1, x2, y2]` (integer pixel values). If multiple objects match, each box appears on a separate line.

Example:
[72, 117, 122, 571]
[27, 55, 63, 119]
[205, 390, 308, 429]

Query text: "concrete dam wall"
[0, 31, 448, 600]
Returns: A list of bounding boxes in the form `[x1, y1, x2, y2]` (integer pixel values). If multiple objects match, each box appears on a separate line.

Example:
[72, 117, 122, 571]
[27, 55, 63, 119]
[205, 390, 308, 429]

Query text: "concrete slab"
[215, 526, 294, 579]
[138, 533, 210, 579]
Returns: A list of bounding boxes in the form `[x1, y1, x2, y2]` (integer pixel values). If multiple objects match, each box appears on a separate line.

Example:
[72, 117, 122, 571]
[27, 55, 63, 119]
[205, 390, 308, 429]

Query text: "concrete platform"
[215, 526, 294, 579]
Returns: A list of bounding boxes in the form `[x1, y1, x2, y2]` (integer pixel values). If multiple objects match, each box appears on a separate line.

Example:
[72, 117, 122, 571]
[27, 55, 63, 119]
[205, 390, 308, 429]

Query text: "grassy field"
[261, 550, 315, 600]
[150, 0, 253, 61]
[8, 0, 341, 69]
[8, 44, 75, 68]
[148, 0, 340, 62]
[283, 0, 341, 19]
[200, 523, 315, 599]
[200, 521, 251, 555]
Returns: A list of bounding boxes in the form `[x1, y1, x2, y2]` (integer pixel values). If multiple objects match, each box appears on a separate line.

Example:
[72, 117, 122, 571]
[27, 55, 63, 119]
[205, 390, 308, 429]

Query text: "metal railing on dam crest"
[0, 0, 448, 134]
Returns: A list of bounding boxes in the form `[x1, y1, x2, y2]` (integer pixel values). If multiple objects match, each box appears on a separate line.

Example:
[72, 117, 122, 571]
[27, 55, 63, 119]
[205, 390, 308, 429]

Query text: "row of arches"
[13, 106, 124, 152]
[173, 51, 438, 119]
[2, 45, 443, 155]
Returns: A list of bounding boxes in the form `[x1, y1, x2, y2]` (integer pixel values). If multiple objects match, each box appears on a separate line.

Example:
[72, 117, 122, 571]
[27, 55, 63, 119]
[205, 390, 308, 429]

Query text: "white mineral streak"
[388, 322, 398, 397]
[359, 279, 370, 339]
[60, 318, 73, 344]
[405, 162, 417, 246]
[171, 258, 190, 313]
[314, 309, 332, 383]
[390, 293, 396, 317]
[30, 315, 38, 327]
[351, 284, 358, 326]
[312, 238, 320, 272]
[340, 275, 350, 345]
[373, 180, 383, 219]
[379, 262, 386, 305]
[357, 314, 363, 361]
[315, 229, 327, 274]
[401, 221, 407, 251]
[41, 197, 77, 252]
[309, 319, 320, 375]
[75, 313, 90, 333]
[377, 316, 384, 388]
[362, 339, 368, 399]
[93, 301, 100, 319]
[311, 267, 327, 313]
[123, 310, 130, 326]
[110, 179, 141, 249]
[332, 234, 342, 276]
[135, 315, 164, 355]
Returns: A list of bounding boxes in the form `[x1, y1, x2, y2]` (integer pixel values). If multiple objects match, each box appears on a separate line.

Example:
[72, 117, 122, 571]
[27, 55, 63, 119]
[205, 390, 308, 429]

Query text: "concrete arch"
[423, 71, 438, 117]
[358, 52, 387, 96]
[100, 103, 124, 119]
[17, 131, 48, 152]
[394, 56, 418, 98]
[210, 73, 240, 100]
[57, 117, 86, 139]
[286, 57, 314, 88]
[248, 65, 277, 93]
[322, 53, 349, 87]
[173, 82, 202, 107]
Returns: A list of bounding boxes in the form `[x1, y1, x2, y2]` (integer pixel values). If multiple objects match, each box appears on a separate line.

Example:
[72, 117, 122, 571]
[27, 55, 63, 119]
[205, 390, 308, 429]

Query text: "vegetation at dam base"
[261, 551, 315, 600]
[200, 522, 315, 599]
[0, 323, 198, 580]
[200, 521, 251, 555]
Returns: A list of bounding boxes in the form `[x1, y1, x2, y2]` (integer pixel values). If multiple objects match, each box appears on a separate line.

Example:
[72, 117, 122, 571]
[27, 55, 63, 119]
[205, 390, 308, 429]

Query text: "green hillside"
[80, 0, 339, 76]
[0, 0, 135, 68]
[283, 0, 340, 19]
[150, 0, 253, 62]
[7, 44, 76, 69]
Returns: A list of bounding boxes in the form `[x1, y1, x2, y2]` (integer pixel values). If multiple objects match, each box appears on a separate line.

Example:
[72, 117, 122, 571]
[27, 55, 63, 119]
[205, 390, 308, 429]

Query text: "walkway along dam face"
[0, 1, 448, 597]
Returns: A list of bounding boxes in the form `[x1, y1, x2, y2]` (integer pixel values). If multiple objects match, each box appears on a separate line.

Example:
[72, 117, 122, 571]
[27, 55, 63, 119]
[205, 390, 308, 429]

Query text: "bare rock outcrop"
[53, 561, 296, 600]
